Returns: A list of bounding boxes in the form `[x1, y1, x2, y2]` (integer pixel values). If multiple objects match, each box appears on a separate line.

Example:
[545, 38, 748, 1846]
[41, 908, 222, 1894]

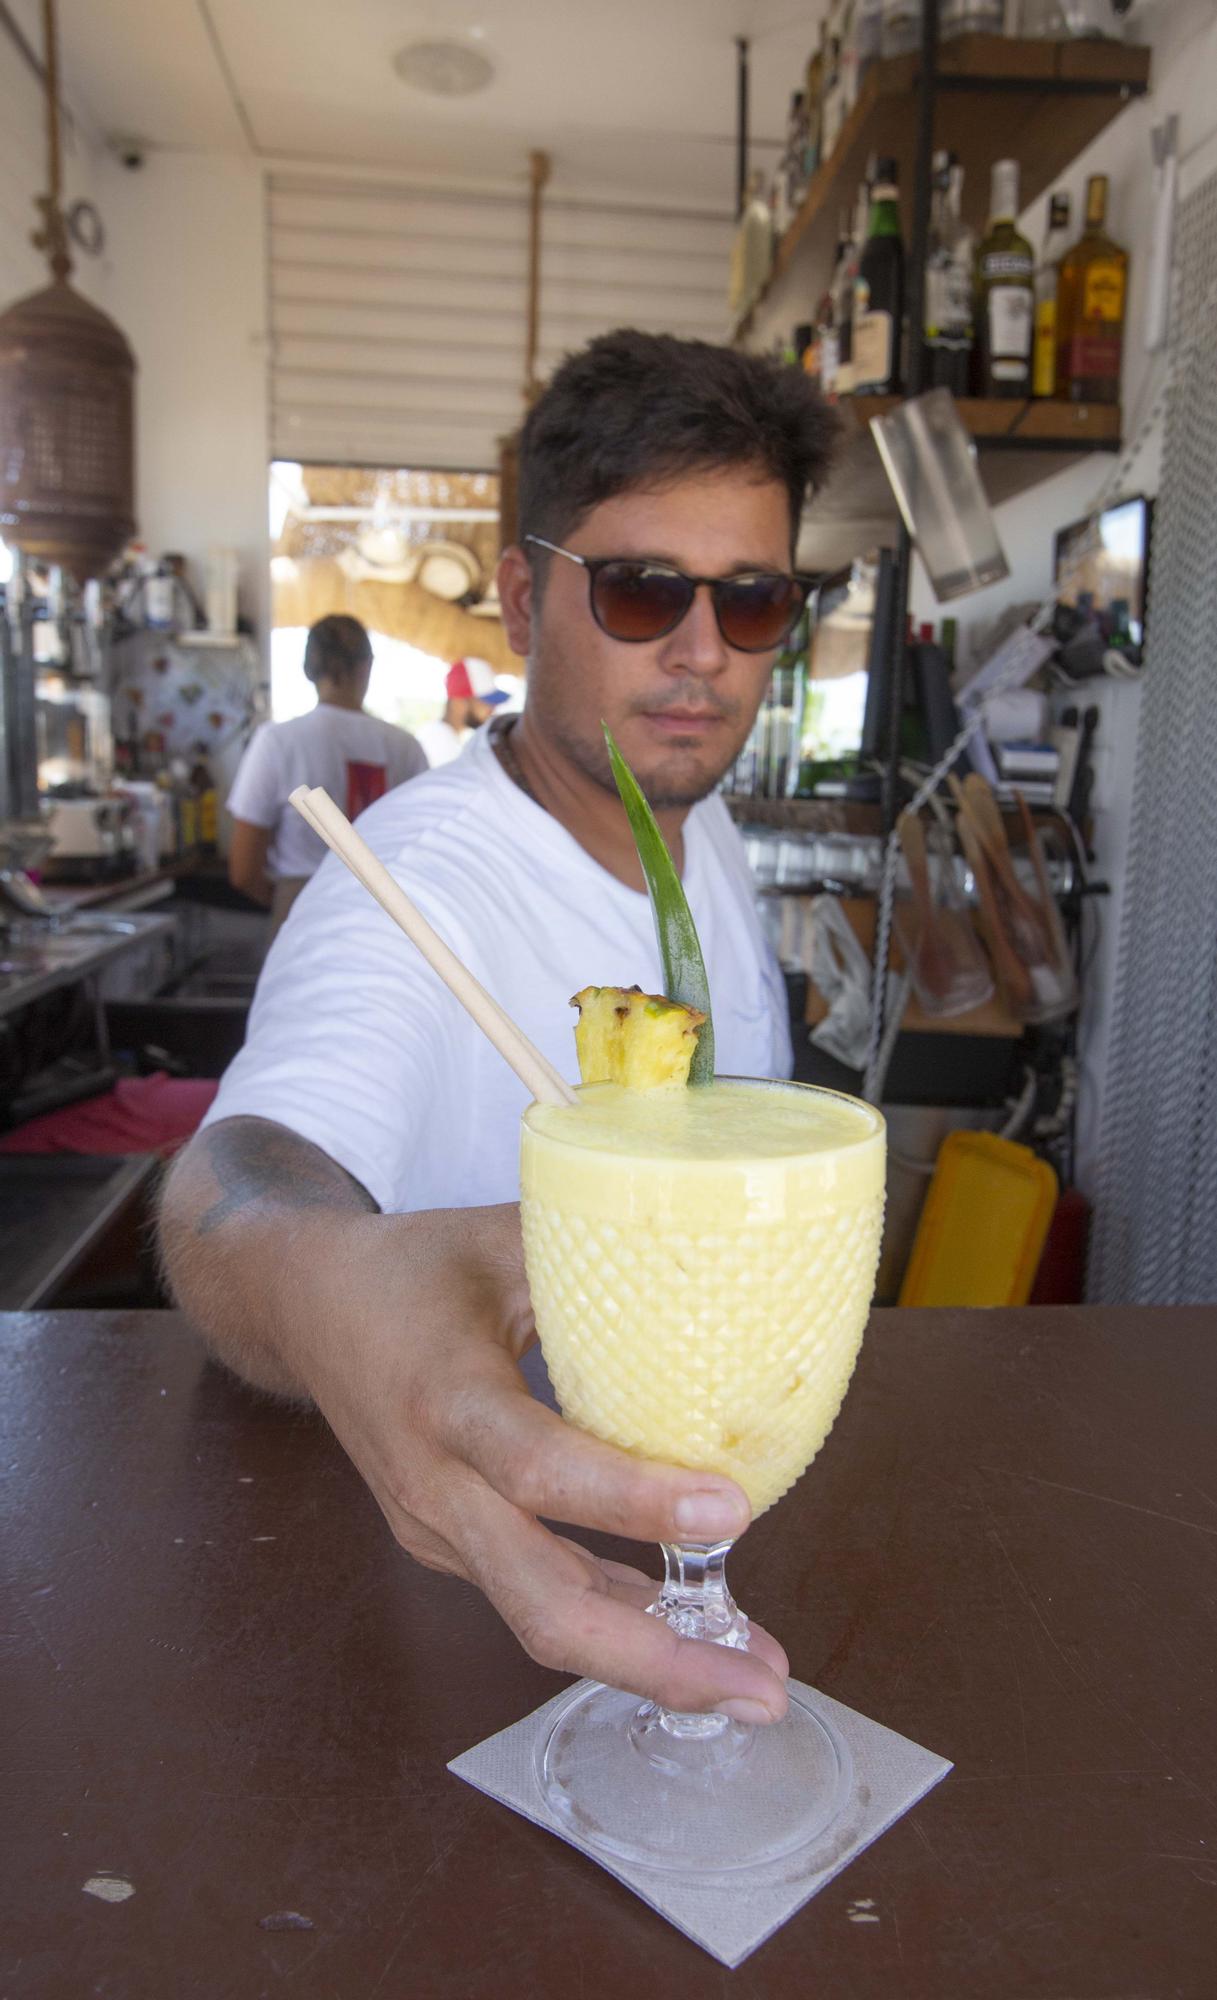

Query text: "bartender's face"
[499, 464, 794, 808]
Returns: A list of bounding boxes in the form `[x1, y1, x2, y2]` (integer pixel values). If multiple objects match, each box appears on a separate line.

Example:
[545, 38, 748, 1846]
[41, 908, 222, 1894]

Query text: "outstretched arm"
[158, 1118, 789, 1722]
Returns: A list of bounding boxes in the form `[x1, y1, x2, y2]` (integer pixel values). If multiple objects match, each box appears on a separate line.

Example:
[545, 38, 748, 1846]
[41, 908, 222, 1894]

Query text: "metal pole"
[524, 149, 551, 407]
[881, 0, 940, 834]
[736, 37, 750, 219]
[35, 0, 70, 282]
[11, 565, 41, 822]
[903, 0, 940, 404]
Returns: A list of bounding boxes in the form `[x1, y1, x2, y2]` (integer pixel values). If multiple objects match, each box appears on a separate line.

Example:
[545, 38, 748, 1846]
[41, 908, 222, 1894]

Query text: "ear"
[497, 545, 534, 657]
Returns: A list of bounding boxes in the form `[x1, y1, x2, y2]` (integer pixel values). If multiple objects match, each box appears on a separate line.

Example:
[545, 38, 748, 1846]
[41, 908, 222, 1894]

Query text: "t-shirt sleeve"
[225, 724, 283, 829]
[201, 831, 469, 1213]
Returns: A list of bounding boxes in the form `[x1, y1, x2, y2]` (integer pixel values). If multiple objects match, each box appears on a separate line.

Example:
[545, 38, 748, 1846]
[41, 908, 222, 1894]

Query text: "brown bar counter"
[2, 1305, 1213, 1996]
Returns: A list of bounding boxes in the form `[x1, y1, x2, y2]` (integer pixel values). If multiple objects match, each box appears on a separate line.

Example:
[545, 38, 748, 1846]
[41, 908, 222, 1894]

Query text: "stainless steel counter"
[0, 913, 175, 1019]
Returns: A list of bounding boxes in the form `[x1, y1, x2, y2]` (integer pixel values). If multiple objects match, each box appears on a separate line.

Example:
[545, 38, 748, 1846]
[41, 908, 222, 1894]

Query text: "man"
[415, 656, 510, 767]
[226, 614, 426, 934]
[161, 330, 835, 1725]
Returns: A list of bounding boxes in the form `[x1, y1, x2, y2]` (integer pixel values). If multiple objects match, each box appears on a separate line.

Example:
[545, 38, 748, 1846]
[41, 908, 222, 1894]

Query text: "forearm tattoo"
[194, 1118, 379, 1235]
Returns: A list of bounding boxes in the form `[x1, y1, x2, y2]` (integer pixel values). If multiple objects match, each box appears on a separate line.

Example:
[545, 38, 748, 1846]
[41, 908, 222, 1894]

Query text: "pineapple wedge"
[571, 985, 707, 1092]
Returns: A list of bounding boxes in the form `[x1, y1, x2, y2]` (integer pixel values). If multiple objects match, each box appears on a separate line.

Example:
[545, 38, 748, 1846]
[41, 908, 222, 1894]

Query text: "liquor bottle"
[835, 182, 872, 396]
[803, 27, 826, 180]
[1032, 192, 1071, 398]
[1055, 174, 1128, 405]
[924, 150, 974, 396]
[854, 0, 884, 97]
[784, 91, 810, 218]
[728, 169, 774, 323]
[817, 213, 851, 397]
[940, 0, 1005, 36]
[838, 0, 860, 118]
[974, 159, 1035, 398]
[770, 156, 790, 242]
[821, 33, 845, 162]
[881, 0, 921, 56]
[852, 159, 903, 395]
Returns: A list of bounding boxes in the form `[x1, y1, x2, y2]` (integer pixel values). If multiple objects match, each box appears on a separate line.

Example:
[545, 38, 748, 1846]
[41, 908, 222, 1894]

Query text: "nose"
[657, 580, 731, 679]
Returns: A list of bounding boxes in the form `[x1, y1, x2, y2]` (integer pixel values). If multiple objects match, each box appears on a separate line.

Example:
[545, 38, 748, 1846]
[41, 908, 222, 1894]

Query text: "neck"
[318, 684, 363, 713]
[443, 702, 465, 727]
[504, 714, 687, 891]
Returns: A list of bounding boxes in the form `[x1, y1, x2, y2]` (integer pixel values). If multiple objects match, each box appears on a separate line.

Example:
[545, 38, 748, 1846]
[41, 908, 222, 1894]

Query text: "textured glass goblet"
[519, 1077, 886, 1873]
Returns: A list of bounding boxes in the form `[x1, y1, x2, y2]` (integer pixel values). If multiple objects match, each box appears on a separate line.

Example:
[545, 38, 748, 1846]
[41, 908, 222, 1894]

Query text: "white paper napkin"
[449, 1678, 951, 1967]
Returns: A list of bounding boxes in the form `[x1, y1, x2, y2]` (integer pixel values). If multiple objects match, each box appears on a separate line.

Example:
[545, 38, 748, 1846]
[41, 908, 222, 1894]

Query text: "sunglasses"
[525, 536, 813, 654]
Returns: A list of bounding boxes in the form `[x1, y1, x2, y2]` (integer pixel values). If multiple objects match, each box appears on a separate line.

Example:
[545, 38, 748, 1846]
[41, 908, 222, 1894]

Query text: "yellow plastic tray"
[899, 1129, 1059, 1308]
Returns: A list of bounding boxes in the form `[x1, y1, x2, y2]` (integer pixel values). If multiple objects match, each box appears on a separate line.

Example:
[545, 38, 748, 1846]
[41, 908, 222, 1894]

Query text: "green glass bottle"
[975, 158, 1035, 399]
[851, 157, 904, 395]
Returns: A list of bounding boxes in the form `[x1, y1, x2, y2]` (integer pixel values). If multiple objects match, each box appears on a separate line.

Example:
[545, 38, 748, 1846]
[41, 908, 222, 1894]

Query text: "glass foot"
[536, 1679, 853, 1875]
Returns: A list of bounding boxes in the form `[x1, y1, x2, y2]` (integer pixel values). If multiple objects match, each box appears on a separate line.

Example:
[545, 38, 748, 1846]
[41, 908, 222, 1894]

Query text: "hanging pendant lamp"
[0, 0, 136, 582]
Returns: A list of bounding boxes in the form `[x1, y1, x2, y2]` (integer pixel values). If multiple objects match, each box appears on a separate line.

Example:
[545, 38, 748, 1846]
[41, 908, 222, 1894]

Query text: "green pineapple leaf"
[603, 724, 715, 1086]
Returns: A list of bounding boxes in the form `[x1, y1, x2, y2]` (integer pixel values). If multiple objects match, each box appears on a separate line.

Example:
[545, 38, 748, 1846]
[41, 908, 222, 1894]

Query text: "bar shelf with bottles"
[731, 24, 1149, 349]
[757, 136, 1131, 570]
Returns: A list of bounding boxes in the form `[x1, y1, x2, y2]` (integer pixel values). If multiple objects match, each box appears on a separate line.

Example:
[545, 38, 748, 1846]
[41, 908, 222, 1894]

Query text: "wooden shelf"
[800, 396, 1122, 572]
[733, 33, 1151, 348]
[724, 794, 882, 835]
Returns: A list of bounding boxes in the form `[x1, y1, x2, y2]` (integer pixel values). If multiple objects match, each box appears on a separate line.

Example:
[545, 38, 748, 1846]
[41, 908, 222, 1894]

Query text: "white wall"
[914, 0, 1217, 1201]
[93, 149, 270, 654]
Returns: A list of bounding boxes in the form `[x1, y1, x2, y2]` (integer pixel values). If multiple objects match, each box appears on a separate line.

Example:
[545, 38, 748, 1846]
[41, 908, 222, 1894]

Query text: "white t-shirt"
[205, 728, 792, 1215]
[226, 705, 427, 879]
[414, 717, 465, 768]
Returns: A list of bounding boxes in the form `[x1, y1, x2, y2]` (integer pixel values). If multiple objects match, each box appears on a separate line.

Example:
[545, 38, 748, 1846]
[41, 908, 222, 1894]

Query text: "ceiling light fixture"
[393, 39, 495, 97]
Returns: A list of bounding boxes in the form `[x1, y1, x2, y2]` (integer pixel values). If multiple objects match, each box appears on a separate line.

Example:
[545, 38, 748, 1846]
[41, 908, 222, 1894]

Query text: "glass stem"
[653, 1540, 750, 1740]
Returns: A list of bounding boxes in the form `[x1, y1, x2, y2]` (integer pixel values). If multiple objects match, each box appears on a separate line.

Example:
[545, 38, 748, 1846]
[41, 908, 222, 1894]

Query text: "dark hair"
[303, 614, 372, 685]
[517, 328, 838, 556]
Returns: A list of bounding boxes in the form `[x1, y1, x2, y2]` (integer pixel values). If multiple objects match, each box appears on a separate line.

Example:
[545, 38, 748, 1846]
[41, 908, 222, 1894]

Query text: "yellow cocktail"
[521, 1078, 885, 1512]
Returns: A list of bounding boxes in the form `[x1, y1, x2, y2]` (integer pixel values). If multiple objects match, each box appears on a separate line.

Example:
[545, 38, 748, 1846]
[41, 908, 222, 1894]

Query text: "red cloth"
[0, 1073, 218, 1160]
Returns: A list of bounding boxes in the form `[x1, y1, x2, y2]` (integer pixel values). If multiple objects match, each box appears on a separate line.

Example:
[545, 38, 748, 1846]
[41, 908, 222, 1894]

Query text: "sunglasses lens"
[591, 562, 693, 641]
[716, 574, 807, 652]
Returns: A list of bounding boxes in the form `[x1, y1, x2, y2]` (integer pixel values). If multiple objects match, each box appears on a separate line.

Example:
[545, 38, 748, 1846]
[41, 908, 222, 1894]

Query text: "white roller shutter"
[267, 169, 731, 470]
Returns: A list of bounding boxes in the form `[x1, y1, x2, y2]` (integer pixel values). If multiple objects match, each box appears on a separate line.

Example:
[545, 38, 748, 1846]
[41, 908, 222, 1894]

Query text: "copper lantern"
[0, 280, 135, 582]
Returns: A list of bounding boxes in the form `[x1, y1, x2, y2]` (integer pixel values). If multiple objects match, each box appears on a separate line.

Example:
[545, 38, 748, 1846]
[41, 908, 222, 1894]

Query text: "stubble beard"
[546, 703, 745, 809]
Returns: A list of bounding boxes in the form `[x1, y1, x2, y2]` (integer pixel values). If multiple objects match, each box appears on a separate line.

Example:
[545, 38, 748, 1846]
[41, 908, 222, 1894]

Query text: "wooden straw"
[289, 785, 577, 1107]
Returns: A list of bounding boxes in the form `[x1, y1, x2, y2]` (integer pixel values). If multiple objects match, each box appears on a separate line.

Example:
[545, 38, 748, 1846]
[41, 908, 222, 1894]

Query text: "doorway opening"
[268, 461, 519, 728]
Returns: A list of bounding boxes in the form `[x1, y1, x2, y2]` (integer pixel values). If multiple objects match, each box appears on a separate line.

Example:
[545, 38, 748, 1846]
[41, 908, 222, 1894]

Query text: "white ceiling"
[20, 0, 829, 205]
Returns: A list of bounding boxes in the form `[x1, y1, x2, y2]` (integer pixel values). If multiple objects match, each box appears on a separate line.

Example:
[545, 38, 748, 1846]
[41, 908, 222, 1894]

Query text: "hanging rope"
[31, 0, 71, 283]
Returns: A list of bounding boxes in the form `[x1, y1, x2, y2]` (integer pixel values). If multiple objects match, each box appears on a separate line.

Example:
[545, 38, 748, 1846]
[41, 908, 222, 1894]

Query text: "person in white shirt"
[415, 656, 510, 768]
[161, 329, 836, 1725]
[226, 614, 426, 935]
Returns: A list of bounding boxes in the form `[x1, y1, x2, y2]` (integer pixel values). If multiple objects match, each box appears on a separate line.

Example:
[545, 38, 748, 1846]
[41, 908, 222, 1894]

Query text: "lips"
[639, 708, 728, 737]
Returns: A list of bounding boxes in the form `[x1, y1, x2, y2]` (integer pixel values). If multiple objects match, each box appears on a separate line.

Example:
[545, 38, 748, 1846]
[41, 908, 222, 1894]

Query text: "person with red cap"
[415, 657, 510, 768]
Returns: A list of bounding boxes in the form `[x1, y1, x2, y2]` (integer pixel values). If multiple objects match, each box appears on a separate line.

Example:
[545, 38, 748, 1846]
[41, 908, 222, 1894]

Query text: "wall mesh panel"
[1089, 167, 1217, 1303]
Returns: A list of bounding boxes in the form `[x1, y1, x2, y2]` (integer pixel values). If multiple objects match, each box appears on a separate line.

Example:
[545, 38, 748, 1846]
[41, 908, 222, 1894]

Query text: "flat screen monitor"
[1053, 495, 1153, 645]
[803, 557, 878, 766]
